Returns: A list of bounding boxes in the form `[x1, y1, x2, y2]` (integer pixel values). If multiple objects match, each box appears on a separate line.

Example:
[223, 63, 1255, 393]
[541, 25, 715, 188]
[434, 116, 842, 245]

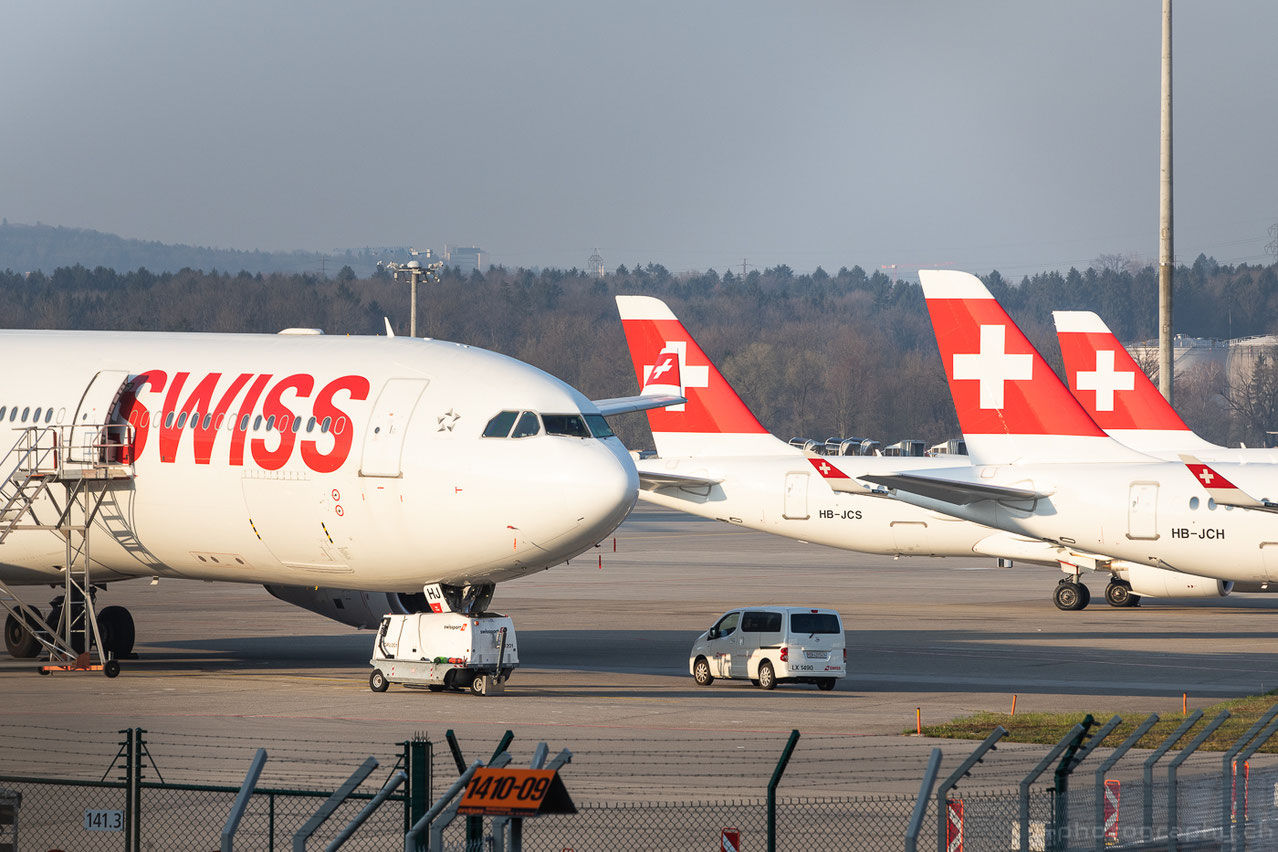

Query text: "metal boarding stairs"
[0, 424, 134, 674]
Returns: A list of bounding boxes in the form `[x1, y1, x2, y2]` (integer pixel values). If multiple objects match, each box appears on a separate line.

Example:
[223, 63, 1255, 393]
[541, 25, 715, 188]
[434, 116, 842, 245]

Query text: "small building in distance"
[444, 245, 485, 274]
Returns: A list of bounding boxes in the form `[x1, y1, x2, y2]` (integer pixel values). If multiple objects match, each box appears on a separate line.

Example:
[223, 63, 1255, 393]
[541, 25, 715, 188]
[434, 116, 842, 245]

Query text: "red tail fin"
[615, 296, 790, 457]
[919, 270, 1146, 464]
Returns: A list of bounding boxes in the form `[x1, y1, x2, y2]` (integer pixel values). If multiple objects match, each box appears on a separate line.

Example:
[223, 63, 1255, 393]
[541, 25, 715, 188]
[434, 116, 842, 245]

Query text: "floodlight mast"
[378, 248, 443, 338]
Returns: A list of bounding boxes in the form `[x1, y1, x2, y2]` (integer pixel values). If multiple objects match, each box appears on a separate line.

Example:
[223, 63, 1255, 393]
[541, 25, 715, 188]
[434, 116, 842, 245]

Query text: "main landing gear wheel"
[369, 670, 389, 692]
[1105, 581, 1141, 608]
[757, 661, 777, 691]
[98, 606, 135, 658]
[693, 657, 714, 686]
[1053, 580, 1091, 611]
[4, 607, 42, 658]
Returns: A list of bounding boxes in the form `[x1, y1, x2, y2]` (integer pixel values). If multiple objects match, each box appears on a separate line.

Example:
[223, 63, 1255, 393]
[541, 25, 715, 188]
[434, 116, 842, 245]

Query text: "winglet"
[1180, 454, 1278, 511]
[384, 317, 395, 338]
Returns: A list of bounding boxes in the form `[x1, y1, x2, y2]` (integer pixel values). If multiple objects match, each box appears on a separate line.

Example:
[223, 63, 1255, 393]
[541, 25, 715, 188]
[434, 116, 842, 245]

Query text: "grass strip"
[914, 692, 1278, 752]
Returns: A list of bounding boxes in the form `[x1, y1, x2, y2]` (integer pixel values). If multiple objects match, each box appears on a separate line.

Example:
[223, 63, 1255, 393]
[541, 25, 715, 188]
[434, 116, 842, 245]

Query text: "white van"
[689, 606, 845, 691]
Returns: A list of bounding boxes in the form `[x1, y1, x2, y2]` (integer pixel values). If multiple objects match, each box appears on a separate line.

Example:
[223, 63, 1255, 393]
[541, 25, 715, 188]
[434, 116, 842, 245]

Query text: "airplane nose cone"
[530, 438, 638, 560]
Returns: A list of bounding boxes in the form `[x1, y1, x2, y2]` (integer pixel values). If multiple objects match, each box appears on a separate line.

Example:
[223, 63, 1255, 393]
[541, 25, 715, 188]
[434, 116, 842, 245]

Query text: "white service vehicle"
[369, 610, 518, 695]
[689, 606, 845, 691]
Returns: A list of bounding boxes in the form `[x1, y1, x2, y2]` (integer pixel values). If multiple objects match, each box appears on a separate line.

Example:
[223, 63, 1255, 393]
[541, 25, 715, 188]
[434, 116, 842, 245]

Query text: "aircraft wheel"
[1053, 582, 1087, 611]
[1105, 581, 1138, 608]
[757, 661, 777, 691]
[98, 606, 135, 658]
[5, 607, 42, 658]
[369, 670, 389, 693]
[1079, 583, 1091, 608]
[817, 678, 837, 691]
[693, 657, 714, 686]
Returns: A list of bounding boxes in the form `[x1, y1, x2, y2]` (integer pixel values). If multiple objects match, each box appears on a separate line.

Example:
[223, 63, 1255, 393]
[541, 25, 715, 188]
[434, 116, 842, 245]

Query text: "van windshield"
[790, 613, 841, 635]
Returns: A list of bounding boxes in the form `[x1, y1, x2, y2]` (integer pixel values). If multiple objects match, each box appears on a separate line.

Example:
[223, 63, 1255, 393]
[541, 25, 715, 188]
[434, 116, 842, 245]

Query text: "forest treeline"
[1, 255, 1276, 451]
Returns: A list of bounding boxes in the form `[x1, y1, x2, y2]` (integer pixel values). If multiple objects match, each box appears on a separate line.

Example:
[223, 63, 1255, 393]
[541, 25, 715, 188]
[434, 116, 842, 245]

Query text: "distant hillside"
[0, 221, 339, 276]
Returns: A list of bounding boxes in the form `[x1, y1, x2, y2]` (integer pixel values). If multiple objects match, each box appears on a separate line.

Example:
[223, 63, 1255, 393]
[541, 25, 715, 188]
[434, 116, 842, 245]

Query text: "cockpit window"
[584, 414, 614, 438]
[542, 414, 590, 438]
[510, 411, 541, 438]
[482, 410, 518, 438]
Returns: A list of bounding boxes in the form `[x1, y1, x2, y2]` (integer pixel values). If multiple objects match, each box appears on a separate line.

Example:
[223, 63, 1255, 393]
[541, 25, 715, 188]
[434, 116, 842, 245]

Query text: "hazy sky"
[3, 2, 1275, 277]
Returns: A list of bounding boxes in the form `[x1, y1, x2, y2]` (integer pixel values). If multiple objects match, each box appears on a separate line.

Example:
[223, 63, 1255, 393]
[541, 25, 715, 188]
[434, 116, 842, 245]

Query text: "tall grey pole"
[1158, 0, 1174, 403]
[410, 270, 418, 339]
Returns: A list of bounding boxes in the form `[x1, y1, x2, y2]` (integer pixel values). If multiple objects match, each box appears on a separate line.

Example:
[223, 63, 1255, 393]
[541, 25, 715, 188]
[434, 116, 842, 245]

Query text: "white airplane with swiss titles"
[859, 270, 1278, 610]
[0, 323, 676, 670]
[615, 294, 1072, 563]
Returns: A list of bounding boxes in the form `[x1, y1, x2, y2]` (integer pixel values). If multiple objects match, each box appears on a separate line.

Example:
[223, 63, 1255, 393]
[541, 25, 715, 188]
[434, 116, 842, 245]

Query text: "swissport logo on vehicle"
[122, 371, 371, 473]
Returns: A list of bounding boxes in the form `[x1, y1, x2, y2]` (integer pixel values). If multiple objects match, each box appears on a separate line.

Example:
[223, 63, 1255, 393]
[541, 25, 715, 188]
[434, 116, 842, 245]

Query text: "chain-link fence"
[5, 715, 1278, 851]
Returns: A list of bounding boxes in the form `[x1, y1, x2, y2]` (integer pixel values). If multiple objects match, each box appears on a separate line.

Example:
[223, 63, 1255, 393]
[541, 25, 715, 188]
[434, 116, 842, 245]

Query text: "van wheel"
[471, 675, 485, 695]
[369, 670, 389, 692]
[817, 678, 837, 691]
[757, 661, 776, 691]
[693, 657, 714, 686]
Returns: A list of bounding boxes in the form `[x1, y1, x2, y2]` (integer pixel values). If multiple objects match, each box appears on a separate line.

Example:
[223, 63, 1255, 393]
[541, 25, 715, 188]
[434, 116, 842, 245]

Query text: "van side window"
[790, 613, 841, 634]
[713, 612, 739, 637]
[742, 611, 782, 632]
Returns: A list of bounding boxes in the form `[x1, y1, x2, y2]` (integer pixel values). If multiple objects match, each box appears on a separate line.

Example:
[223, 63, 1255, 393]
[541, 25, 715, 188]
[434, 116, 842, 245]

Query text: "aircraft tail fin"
[919, 270, 1150, 466]
[1053, 310, 1216, 452]
[615, 295, 795, 457]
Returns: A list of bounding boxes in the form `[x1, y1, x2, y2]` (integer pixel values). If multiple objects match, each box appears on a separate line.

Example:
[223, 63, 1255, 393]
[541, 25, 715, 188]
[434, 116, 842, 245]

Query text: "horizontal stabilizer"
[859, 472, 1047, 506]
[592, 393, 687, 417]
[637, 470, 723, 491]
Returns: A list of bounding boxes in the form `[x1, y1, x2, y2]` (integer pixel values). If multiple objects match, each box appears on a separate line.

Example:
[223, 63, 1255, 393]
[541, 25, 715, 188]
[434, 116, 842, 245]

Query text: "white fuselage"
[636, 453, 1058, 561]
[886, 460, 1278, 584]
[0, 330, 638, 591]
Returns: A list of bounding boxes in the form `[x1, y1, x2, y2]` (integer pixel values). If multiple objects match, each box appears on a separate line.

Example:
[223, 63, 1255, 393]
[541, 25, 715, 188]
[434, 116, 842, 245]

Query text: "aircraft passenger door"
[1260, 543, 1278, 582]
[70, 370, 131, 463]
[360, 379, 430, 478]
[783, 472, 810, 520]
[1127, 482, 1160, 540]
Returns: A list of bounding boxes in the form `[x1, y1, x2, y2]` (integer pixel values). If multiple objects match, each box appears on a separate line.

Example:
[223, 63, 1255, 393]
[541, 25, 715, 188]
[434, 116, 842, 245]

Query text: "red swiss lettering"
[228, 374, 272, 466]
[122, 371, 167, 462]
[251, 374, 314, 471]
[301, 375, 371, 473]
[158, 373, 222, 463]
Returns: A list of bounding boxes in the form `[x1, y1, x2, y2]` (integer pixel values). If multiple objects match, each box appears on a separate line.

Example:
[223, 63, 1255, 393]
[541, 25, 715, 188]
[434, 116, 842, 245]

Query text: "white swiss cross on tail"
[951, 324, 1033, 409]
[643, 341, 709, 412]
[1075, 350, 1135, 412]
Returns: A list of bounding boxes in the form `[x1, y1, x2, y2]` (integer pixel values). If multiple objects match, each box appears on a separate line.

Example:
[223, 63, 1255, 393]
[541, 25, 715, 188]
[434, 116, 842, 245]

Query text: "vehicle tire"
[428, 684, 446, 692]
[104, 659, 121, 678]
[471, 675, 485, 695]
[757, 661, 776, 691]
[5, 607, 41, 658]
[693, 657, 714, 686]
[1105, 581, 1136, 608]
[98, 606, 135, 658]
[750, 679, 760, 687]
[817, 678, 837, 691]
[1053, 582, 1085, 611]
[369, 670, 389, 693]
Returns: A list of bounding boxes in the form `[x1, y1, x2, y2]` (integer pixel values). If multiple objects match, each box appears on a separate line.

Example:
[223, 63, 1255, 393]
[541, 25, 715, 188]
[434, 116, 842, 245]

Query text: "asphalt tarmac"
[4, 501, 1278, 794]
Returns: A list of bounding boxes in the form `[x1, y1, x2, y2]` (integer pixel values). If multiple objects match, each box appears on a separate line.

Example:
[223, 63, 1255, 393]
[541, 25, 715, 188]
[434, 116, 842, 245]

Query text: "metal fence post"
[1167, 710, 1229, 851]
[132, 726, 144, 852]
[936, 726, 1006, 852]
[325, 770, 407, 852]
[404, 759, 483, 852]
[767, 730, 800, 852]
[221, 748, 268, 852]
[1144, 710, 1202, 839]
[406, 735, 430, 836]
[1052, 714, 1121, 851]
[1093, 714, 1160, 852]
[1232, 712, 1278, 852]
[1019, 723, 1086, 852]
[904, 748, 942, 852]
[292, 757, 378, 852]
[1221, 703, 1278, 846]
[120, 728, 134, 852]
